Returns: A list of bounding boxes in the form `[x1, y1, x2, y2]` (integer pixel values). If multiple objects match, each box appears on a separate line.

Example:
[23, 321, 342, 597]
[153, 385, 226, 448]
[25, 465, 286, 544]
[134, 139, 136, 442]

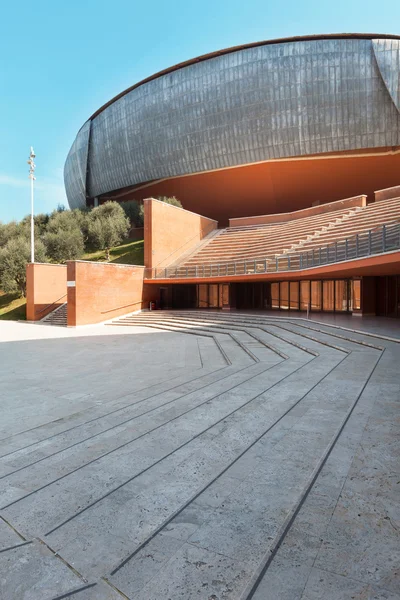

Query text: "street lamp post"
[27, 147, 36, 263]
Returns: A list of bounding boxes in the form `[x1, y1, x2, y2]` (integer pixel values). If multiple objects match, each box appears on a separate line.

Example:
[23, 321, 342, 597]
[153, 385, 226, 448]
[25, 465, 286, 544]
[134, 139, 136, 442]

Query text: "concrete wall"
[229, 195, 367, 227]
[375, 185, 400, 202]
[26, 263, 67, 321]
[66, 261, 157, 326]
[144, 198, 217, 270]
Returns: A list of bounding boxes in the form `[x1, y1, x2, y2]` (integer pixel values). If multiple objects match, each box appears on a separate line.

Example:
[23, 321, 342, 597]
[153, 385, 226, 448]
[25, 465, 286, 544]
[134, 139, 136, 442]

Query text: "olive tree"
[43, 209, 85, 263]
[0, 236, 47, 297]
[87, 202, 130, 261]
[121, 200, 143, 227]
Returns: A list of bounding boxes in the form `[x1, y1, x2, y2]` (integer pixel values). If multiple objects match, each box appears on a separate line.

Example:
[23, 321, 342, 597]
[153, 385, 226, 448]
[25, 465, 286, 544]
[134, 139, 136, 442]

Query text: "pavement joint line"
[2, 314, 395, 599]
[301, 321, 395, 348]
[305, 355, 399, 587]
[257, 326, 318, 356]
[186, 311, 399, 345]
[160, 313, 315, 357]
[230, 331, 260, 362]
[49, 583, 97, 600]
[274, 315, 400, 344]
[195, 338, 204, 369]
[0, 359, 218, 449]
[0, 361, 268, 510]
[36, 537, 89, 584]
[115, 319, 258, 364]
[263, 321, 349, 353]
[101, 577, 130, 599]
[109, 321, 233, 365]
[108, 350, 346, 576]
[193, 317, 319, 357]
[0, 362, 233, 461]
[240, 348, 385, 600]
[123, 311, 355, 356]
[1, 356, 286, 513]
[0, 514, 27, 541]
[0, 540, 31, 554]
[0, 361, 261, 480]
[182, 311, 394, 350]
[44, 354, 314, 537]
[175, 315, 304, 357]
[123, 314, 286, 358]
[149, 312, 332, 356]
[286, 321, 385, 351]
[133, 315, 289, 359]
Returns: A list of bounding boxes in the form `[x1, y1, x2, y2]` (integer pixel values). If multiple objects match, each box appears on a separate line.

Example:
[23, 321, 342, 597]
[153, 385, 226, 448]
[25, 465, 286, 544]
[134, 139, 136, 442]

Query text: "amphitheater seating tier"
[171, 197, 400, 272]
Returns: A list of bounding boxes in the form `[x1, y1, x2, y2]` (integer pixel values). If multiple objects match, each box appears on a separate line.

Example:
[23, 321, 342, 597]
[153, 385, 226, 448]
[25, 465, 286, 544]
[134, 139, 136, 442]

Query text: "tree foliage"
[43, 210, 85, 263]
[156, 196, 182, 208]
[121, 201, 143, 228]
[0, 201, 138, 299]
[0, 236, 47, 297]
[87, 202, 130, 260]
[136, 196, 183, 225]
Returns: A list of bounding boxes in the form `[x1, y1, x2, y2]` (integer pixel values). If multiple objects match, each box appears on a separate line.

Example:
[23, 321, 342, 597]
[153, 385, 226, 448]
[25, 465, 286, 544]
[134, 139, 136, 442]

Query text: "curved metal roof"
[65, 34, 400, 210]
[89, 33, 400, 120]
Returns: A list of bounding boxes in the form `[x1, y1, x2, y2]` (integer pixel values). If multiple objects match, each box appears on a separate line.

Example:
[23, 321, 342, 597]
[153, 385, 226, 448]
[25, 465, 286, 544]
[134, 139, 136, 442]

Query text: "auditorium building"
[27, 34, 400, 326]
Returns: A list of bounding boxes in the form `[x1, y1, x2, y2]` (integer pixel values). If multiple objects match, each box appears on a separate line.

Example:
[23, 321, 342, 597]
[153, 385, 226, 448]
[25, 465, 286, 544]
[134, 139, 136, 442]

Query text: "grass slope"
[82, 239, 144, 265]
[0, 292, 26, 321]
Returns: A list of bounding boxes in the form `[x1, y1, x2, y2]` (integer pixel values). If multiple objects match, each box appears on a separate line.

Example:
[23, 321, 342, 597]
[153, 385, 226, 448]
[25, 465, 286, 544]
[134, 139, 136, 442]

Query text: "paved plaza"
[0, 312, 399, 599]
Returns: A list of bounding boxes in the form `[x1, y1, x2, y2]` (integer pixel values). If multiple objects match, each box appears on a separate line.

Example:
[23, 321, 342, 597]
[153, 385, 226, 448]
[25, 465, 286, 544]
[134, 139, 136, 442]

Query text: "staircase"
[41, 303, 67, 327]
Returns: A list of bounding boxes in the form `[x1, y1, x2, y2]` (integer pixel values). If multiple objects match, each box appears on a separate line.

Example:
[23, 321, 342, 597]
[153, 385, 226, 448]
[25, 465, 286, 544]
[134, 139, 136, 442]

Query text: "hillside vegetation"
[0, 196, 181, 321]
[82, 239, 144, 265]
[0, 292, 26, 321]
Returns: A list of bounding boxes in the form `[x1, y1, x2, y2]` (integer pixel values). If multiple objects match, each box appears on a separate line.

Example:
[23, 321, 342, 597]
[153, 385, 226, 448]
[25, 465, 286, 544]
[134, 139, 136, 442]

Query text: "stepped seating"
[168, 197, 400, 276]
[178, 208, 359, 267]
[297, 196, 400, 252]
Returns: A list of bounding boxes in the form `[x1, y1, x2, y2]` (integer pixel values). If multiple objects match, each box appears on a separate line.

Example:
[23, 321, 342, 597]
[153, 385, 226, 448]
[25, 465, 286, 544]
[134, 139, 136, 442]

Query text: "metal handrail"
[145, 221, 400, 280]
[100, 300, 144, 314]
[35, 293, 67, 315]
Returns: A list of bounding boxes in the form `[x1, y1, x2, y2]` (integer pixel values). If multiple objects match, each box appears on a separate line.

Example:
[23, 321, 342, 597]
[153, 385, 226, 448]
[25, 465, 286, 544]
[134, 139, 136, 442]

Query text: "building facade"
[65, 34, 400, 223]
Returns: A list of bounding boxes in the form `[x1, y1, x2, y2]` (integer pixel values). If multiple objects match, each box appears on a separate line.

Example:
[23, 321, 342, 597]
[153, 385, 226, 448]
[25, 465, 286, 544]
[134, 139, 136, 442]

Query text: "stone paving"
[0, 312, 399, 599]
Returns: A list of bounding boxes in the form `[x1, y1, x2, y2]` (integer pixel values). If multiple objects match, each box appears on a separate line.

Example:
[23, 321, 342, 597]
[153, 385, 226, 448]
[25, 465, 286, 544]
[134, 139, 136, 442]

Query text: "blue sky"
[0, 0, 399, 222]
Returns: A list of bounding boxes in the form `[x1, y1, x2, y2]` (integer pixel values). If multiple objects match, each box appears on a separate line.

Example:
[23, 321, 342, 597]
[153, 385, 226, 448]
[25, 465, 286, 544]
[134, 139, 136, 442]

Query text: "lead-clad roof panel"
[373, 38, 400, 113]
[64, 121, 91, 209]
[64, 37, 400, 206]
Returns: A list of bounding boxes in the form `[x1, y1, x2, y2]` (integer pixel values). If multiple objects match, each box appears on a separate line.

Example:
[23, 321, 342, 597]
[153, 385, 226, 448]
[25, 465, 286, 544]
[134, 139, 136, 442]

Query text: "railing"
[145, 222, 400, 279]
[35, 293, 67, 316]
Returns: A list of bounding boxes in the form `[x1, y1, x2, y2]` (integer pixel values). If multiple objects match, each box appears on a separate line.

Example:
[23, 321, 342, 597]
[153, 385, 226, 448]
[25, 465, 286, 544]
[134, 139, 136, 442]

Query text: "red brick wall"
[26, 263, 67, 321]
[374, 185, 400, 202]
[66, 261, 157, 326]
[144, 198, 218, 270]
[229, 195, 367, 227]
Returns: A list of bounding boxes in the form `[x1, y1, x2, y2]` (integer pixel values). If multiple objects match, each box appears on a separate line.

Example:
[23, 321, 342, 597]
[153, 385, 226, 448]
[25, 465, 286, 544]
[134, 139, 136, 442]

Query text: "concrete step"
[41, 303, 67, 327]
[1, 310, 392, 599]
